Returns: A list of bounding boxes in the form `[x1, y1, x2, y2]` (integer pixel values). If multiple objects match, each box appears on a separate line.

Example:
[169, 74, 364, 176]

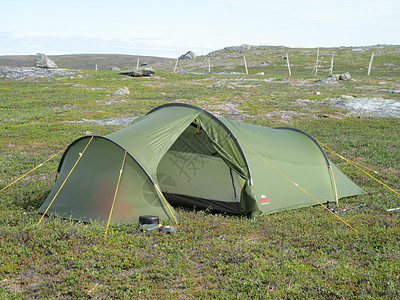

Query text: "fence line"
[170, 49, 396, 78]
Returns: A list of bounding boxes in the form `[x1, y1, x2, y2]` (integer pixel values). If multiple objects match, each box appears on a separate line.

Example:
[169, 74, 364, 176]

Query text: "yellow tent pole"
[38, 137, 93, 224]
[0, 149, 64, 193]
[154, 183, 178, 225]
[104, 151, 127, 239]
[329, 166, 339, 204]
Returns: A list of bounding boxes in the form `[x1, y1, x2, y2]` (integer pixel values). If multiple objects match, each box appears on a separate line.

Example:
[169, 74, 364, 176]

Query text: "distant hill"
[0, 54, 175, 70]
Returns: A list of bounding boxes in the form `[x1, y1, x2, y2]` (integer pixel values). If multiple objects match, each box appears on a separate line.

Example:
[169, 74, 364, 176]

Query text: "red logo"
[259, 194, 269, 202]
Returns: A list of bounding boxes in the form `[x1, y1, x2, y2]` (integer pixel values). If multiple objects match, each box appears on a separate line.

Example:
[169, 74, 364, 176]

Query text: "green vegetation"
[1, 45, 399, 298]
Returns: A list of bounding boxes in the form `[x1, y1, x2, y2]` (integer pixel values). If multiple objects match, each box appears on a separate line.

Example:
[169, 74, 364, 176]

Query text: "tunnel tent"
[39, 103, 361, 224]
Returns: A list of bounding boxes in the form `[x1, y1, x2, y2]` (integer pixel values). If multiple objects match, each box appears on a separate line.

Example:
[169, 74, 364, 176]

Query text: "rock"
[111, 67, 121, 71]
[384, 90, 400, 94]
[0, 66, 73, 80]
[77, 116, 137, 126]
[224, 45, 251, 52]
[179, 51, 196, 60]
[256, 72, 265, 75]
[315, 74, 340, 84]
[35, 53, 58, 69]
[111, 87, 130, 95]
[338, 95, 354, 100]
[315, 72, 351, 84]
[339, 72, 351, 81]
[119, 67, 155, 77]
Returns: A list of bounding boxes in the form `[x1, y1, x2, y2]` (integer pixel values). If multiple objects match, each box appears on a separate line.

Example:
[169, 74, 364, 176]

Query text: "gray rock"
[0, 66, 73, 80]
[111, 87, 130, 95]
[119, 67, 155, 77]
[315, 74, 340, 84]
[339, 72, 351, 81]
[35, 53, 58, 69]
[224, 44, 251, 52]
[111, 67, 121, 71]
[334, 97, 400, 118]
[77, 116, 137, 126]
[384, 90, 400, 94]
[179, 51, 196, 60]
[316, 72, 351, 84]
[338, 95, 354, 100]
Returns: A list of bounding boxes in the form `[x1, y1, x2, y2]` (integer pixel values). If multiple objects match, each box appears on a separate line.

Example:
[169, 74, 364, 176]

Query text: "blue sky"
[1, 0, 399, 57]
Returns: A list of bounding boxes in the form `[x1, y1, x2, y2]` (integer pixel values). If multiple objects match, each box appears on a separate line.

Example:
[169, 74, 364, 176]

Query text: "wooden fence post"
[329, 52, 334, 75]
[368, 53, 375, 75]
[243, 56, 248, 75]
[312, 48, 319, 76]
[286, 53, 292, 76]
[174, 58, 179, 73]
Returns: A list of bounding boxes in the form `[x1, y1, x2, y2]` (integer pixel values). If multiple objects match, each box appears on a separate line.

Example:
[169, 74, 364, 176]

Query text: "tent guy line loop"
[104, 151, 127, 238]
[318, 141, 400, 197]
[38, 137, 94, 224]
[0, 149, 65, 194]
[236, 138, 358, 233]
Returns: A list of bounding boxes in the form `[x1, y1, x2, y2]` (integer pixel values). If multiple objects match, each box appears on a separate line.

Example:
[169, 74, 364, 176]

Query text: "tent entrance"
[156, 122, 245, 214]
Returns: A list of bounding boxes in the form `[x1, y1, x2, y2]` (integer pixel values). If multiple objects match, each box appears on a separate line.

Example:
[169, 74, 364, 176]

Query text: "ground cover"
[0, 45, 399, 298]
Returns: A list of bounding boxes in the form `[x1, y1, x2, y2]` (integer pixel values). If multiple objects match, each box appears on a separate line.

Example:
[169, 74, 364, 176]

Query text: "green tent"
[39, 103, 361, 224]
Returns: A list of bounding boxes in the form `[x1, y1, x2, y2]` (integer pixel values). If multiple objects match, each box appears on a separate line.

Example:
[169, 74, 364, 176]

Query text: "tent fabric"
[39, 103, 361, 223]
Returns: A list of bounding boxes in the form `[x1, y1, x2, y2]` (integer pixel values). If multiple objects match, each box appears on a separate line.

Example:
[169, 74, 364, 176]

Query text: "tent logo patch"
[259, 194, 270, 205]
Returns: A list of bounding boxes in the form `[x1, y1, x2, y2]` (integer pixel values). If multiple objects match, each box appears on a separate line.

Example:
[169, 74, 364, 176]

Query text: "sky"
[1, 0, 399, 58]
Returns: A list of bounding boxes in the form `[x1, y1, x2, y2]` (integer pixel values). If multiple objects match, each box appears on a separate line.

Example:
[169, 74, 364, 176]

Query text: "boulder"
[111, 87, 130, 95]
[339, 72, 351, 81]
[316, 72, 351, 84]
[338, 95, 355, 101]
[119, 67, 155, 77]
[35, 53, 58, 69]
[179, 51, 196, 60]
[0, 66, 73, 80]
[224, 45, 251, 52]
[315, 74, 340, 84]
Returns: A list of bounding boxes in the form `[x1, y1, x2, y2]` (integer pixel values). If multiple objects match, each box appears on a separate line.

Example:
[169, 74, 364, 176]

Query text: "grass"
[0, 45, 399, 298]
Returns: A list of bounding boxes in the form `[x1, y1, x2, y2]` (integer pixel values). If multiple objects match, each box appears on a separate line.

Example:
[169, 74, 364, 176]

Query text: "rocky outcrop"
[35, 53, 58, 69]
[179, 51, 196, 60]
[111, 87, 130, 95]
[0, 66, 73, 80]
[339, 72, 351, 81]
[119, 67, 155, 77]
[316, 72, 352, 84]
